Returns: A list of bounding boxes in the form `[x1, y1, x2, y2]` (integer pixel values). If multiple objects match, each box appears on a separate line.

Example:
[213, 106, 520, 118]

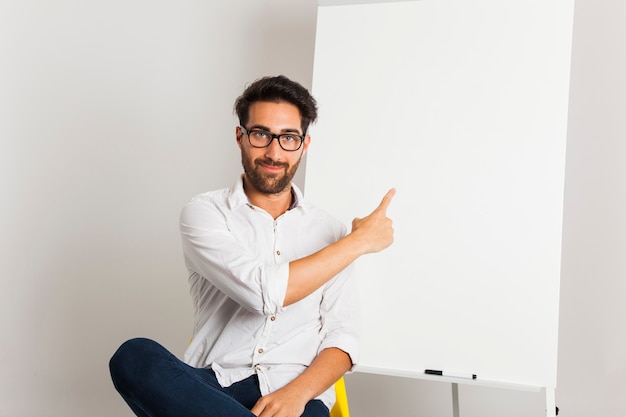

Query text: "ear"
[236, 126, 243, 148]
[302, 134, 311, 155]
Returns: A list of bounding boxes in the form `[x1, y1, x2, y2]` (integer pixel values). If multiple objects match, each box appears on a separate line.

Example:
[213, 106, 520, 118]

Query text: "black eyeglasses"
[240, 126, 305, 152]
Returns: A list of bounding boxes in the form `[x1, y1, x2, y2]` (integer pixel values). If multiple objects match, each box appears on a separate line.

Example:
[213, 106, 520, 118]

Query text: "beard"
[241, 153, 302, 195]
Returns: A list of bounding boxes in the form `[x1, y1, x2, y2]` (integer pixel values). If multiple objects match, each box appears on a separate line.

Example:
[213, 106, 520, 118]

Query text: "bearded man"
[110, 75, 395, 417]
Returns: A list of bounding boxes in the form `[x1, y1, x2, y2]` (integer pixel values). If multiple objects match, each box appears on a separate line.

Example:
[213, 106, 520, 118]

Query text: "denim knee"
[109, 337, 160, 392]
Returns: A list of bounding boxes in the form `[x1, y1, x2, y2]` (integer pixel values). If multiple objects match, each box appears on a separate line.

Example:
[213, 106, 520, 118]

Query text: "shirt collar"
[228, 175, 307, 212]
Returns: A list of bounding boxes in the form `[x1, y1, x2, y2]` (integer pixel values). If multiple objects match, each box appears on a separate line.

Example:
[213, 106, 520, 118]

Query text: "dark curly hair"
[234, 75, 318, 134]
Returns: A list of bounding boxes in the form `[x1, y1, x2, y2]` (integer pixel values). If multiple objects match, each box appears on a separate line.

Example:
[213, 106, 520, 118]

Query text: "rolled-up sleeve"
[180, 196, 288, 316]
[318, 263, 361, 368]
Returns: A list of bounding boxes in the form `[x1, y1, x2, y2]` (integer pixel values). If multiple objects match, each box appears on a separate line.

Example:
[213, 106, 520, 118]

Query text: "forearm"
[284, 234, 364, 306]
[284, 188, 396, 307]
[250, 348, 352, 417]
[282, 347, 352, 401]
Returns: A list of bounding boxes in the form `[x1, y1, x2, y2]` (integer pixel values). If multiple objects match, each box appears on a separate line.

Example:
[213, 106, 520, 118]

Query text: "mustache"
[255, 158, 288, 168]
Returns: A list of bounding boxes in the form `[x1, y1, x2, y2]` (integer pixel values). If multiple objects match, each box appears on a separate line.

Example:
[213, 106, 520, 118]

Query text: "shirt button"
[270, 316, 276, 321]
[276, 250, 281, 256]
[258, 348, 264, 354]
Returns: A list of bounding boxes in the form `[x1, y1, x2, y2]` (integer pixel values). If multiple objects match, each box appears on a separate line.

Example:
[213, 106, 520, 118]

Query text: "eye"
[281, 135, 297, 142]
[252, 130, 270, 139]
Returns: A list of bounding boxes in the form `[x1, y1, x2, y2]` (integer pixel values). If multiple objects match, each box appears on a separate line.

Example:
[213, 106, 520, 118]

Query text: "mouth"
[257, 160, 287, 174]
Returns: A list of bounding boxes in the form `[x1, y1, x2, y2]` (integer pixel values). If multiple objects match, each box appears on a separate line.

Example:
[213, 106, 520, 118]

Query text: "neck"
[243, 177, 294, 219]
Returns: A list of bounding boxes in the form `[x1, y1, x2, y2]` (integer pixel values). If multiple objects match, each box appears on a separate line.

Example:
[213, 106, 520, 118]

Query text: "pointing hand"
[350, 188, 396, 255]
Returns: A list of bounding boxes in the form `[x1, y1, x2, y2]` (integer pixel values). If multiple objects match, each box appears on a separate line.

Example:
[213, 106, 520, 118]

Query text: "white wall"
[556, 0, 626, 414]
[1, 1, 624, 416]
[0, 1, 317, 416]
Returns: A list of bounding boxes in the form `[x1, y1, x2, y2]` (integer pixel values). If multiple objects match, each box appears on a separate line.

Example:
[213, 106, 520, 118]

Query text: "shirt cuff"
[259, 262, 289, 316]
[319, 334, 360, 370]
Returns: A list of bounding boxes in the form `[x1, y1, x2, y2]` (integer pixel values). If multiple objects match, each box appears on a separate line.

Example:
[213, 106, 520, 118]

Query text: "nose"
[264, 137, 283, 160]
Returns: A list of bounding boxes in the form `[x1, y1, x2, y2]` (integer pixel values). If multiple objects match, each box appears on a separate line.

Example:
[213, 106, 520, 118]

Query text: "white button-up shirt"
[180, 176, 360, 409]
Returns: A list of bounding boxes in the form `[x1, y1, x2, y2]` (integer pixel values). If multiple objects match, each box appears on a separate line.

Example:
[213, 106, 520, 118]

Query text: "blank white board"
[305, 0, 574, 389]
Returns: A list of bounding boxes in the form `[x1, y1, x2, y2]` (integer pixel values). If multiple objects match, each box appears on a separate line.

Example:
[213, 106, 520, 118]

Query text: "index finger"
[377, 188, 396, 213]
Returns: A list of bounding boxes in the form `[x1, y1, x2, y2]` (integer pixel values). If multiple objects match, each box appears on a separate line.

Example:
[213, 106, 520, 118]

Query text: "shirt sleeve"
[318, 262, 361, 368]
[179, 197, 288, 316]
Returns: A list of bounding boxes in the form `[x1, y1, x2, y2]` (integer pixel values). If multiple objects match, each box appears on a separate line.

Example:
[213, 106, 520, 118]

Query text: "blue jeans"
[109, 338, 329, 417]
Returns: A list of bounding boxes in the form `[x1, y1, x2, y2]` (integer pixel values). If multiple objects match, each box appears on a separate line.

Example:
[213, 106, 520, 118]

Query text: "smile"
[258, 161, 287, 173]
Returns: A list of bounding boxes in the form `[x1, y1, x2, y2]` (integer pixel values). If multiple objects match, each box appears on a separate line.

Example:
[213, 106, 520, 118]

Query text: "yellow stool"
[329, 376, 350, 417]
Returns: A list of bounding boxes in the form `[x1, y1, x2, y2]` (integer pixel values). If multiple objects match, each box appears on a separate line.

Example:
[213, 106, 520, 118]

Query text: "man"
[110, 75, 395, 417]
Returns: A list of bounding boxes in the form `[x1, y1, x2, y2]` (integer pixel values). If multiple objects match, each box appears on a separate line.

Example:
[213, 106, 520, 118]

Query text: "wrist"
[343, 229, 370, 257]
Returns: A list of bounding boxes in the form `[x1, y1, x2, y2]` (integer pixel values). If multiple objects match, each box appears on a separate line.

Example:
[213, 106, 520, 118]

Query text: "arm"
[284, 188, 396, 306]
[251, 201, 365, 417]
[181, 188, 395, 314]
[250, 348, 352, 417]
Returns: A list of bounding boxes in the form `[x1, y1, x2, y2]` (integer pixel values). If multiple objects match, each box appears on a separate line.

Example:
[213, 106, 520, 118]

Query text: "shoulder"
[183, 188, 231, 211]
[183, 177, 248, 213]
[180, 188, 233, 226]
[291, 184, 347, 233]
[296, 200, 348, 238]
[184, 176, 248, 209]
[187, 188, 230, 205]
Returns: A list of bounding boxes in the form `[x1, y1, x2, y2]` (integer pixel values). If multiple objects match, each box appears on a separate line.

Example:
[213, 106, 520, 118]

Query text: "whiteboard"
[305, 0, 574, 389]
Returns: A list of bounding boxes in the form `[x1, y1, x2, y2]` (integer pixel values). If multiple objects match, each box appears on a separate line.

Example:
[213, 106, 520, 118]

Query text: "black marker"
[425, 369, 477, 379]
